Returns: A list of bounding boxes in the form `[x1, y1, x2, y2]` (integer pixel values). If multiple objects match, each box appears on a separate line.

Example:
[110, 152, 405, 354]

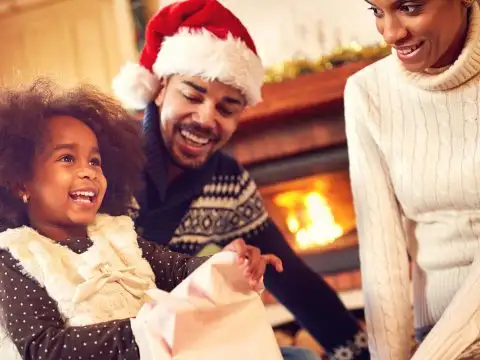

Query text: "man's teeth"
[180, 129, 209, 146]
[397, 43, 422, 55]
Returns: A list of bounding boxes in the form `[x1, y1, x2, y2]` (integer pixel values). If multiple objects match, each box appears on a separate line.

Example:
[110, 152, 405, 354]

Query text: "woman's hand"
[223, 239, 283, 288]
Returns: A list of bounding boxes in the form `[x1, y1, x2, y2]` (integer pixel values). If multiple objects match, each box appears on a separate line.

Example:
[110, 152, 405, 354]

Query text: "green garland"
[264, 42, 391, 83]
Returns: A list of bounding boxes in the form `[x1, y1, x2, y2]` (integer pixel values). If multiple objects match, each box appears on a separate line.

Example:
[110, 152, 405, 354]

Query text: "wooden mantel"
[228, 60, 374, 165]
[237, 59, 373, 131]
[129, 59, 375, 165]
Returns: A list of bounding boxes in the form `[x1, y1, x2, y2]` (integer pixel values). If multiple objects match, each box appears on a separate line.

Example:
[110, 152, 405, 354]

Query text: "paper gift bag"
[131, 251, 283, 360]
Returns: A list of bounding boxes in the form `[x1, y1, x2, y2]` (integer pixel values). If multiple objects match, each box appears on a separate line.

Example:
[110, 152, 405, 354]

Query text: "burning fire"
[273, 191, 344, 249]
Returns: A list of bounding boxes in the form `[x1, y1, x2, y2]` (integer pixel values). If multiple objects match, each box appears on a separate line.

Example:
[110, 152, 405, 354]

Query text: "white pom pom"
[112, 63, 159, 110]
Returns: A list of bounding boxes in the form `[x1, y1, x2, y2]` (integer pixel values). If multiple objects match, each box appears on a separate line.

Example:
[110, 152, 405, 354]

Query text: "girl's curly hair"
[0, 78, 145, 229]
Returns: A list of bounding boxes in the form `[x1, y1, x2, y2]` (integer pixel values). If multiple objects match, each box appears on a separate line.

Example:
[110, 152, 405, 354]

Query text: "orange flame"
[274, 191, 344, 249]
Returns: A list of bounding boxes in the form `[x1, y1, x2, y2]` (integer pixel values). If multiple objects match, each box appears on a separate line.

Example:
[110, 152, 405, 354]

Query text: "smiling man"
[156, 76, 244, 170]
[112, 0, 369, 359]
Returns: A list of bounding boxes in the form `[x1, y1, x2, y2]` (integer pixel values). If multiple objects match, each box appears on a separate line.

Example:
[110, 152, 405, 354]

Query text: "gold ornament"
[263, 42, 391, 83]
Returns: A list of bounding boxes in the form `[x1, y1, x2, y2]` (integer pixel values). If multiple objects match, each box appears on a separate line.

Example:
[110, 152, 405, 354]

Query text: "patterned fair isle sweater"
[130, 103, 370, 360]
[344, 2, 480, 360]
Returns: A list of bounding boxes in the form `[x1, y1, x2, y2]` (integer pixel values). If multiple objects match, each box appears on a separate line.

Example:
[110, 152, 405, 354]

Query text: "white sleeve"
[410, 253, 480, 360]
[344, 78, 412, 360]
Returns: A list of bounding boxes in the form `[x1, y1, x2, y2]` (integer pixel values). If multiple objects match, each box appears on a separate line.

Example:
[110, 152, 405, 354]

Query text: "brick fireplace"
[224, 61, 374, 336]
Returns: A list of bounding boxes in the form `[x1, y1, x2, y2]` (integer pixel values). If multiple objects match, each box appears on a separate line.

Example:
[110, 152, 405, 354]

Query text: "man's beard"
[160, 110, 219, 170]
[165, 144, 198, 170]
[164, 124, 218, 170]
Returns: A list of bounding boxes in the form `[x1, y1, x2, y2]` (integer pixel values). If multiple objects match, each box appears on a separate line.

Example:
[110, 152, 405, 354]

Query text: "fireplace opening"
[245, 145, 360, 275]
[245, 146, 364, 334]
[260, 170, 356, 254]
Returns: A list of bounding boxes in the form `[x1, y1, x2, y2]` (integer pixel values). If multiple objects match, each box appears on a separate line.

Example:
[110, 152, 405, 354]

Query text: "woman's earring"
[22, 194, 29, 204]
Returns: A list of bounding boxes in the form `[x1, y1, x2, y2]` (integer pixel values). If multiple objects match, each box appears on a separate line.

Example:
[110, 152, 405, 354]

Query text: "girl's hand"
[223, 239, 283, 288]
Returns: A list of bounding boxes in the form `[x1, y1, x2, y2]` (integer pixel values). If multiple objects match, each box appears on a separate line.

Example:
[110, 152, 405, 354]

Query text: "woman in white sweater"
[344, 0, 480, 359]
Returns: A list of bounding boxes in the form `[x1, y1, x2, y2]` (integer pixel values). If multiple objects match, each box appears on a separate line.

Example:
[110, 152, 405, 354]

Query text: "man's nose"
[381, 16, 408, 45]
[192, 102, 216, 129]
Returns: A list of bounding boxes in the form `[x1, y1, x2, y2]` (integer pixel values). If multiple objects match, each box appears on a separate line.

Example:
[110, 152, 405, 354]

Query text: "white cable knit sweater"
[344, 3, 480, 360]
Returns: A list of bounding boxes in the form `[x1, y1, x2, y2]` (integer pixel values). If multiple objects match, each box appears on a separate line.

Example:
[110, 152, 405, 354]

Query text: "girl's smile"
[24, 115, 107, 241]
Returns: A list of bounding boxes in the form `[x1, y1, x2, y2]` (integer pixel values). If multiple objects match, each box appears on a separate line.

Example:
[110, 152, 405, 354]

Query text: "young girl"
[0, 79, 282, 359]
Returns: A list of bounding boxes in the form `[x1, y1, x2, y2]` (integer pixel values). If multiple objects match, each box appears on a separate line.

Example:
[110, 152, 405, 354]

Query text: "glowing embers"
[261, 171, 356, 251]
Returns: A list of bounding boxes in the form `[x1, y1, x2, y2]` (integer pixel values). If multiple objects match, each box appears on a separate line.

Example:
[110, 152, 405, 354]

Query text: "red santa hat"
[112, 0, 264, 109]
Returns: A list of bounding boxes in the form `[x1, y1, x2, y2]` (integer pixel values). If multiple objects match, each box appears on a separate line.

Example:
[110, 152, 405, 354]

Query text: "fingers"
[223, 241, 284, 289]
[245, 246, 261, 269]
[244, 246, 263, 281]
[243, 250, 283, 288]
[224, 239, 248, 262]
[249, 260, 266, 286]
[262, 254, 284, 273]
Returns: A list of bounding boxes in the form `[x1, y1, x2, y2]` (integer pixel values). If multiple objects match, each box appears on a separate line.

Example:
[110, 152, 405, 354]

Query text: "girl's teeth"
[74, 198, 92, 203]
[72, 191, 95, 196]
[180, 129, 209, 146]
[70, 191, 95, 203]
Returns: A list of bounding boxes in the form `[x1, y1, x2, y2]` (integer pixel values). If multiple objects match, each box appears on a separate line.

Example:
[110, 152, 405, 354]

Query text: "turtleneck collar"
[393, 2, 480, 90]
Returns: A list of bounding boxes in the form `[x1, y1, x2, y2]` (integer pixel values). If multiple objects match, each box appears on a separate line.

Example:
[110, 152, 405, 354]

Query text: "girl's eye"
[368, 6, 383, 18]
[59, 154, 74, 163]
[89, 157, 101, 167]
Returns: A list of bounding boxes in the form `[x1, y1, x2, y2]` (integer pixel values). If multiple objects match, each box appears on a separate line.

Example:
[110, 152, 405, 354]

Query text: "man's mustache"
[176, 122, 219, 141]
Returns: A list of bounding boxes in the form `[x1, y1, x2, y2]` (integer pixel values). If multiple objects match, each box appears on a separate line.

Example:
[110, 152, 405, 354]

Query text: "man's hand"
[223, 239, 283, 288]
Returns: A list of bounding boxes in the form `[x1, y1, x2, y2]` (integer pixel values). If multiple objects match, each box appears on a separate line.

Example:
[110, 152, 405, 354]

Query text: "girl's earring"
[22, 194, 29, 204]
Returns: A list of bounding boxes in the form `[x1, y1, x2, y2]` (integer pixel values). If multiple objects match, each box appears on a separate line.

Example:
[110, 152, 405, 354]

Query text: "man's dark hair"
[0, 78, 144, 229]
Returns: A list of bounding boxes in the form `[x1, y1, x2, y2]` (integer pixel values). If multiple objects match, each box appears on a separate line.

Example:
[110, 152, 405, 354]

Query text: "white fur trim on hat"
[153, 28, 264, 105]
[112, 62, 160, 110]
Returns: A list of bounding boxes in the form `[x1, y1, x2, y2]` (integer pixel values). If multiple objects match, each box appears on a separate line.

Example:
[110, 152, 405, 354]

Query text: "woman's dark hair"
[0, 78, 145, 229]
